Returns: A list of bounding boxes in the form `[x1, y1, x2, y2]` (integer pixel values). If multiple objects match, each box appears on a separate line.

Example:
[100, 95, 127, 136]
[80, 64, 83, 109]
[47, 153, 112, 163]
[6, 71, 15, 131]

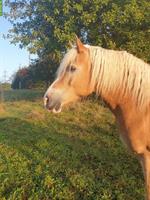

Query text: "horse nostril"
[44, 95, 49, 107]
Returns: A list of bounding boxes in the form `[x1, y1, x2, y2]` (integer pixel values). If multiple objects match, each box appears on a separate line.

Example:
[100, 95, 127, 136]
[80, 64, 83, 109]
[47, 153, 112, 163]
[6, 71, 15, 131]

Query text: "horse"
[44, 37, 150, 200]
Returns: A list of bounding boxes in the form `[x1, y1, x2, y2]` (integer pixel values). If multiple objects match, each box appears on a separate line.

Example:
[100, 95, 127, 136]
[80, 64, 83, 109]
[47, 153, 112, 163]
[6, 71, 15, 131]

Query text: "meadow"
[0, 90, 144, 200]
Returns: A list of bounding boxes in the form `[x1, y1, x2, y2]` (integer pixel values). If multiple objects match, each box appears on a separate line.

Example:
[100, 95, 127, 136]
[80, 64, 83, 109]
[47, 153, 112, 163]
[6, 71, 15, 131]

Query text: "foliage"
[5, 0, 150, 89]
[28, 55, 58, 87]
[0, 90, 145, 199]
[12, 57, 57, 89]
[0, 83, 11, 91]
[5, 0, 150, 69]
[11, 67, 33, 89]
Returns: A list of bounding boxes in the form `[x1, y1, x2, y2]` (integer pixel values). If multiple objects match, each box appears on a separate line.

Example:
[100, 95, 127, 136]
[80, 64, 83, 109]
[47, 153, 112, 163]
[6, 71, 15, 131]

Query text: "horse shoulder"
[113, 103, 150, 155]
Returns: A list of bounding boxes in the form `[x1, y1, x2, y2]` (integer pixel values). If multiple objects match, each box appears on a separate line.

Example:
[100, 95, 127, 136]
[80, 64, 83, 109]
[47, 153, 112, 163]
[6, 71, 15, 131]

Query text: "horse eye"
[70, 66, 76, 72]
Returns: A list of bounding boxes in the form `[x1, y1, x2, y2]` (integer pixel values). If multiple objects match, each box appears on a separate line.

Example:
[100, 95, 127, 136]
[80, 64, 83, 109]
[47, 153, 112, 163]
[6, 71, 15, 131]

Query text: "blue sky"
[0, 7, 34, 82]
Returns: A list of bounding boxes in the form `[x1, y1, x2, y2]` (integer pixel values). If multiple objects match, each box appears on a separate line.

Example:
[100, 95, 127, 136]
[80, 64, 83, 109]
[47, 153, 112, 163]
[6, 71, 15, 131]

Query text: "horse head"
[44, 37, 93, 113]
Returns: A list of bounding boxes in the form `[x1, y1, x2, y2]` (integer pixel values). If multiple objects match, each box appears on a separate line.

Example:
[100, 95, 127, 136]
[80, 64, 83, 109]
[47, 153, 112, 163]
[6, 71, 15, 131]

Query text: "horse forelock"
[56, 44, 90, 78]
[57, 48, 77, 77]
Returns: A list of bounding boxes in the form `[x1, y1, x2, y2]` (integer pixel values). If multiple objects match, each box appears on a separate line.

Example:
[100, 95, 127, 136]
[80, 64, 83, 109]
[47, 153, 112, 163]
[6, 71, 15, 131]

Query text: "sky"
[0, 5, 34, 82]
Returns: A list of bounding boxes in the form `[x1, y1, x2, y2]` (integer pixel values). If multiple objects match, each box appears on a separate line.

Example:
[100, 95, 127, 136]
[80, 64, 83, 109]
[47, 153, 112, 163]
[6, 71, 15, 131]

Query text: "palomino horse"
[44, 37, 150, 199]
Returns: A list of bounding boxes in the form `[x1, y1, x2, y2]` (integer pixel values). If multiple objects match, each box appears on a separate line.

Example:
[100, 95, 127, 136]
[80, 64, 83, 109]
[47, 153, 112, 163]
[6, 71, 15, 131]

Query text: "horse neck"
[90, 47, 125, 109]
[90, 46, 150, 112]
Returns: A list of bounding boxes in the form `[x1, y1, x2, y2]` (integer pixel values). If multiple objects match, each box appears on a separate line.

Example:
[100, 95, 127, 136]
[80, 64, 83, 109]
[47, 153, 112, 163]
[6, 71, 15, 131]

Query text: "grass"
[0, 90, 144, 200]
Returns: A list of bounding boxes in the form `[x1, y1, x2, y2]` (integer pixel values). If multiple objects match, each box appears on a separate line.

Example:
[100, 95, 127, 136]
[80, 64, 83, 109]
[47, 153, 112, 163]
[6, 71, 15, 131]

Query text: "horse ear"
[75, 35, 87, 53]
[68, 41, 74, 48]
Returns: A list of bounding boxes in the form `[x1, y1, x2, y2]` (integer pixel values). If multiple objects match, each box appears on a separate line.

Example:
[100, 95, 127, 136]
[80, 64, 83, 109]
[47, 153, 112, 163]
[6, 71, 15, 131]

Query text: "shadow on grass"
[0, 117, 144, 200]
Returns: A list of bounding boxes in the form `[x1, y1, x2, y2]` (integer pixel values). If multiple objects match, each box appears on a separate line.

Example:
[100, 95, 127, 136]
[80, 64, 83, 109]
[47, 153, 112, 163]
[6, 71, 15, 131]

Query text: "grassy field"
[0, 90, 144, 200]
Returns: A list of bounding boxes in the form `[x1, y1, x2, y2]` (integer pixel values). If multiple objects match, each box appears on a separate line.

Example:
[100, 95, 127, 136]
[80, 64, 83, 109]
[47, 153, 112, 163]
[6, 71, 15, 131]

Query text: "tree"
[29, 54, 58, 88]
[5, 0, 150, 72]
[11, 67, 33, 89]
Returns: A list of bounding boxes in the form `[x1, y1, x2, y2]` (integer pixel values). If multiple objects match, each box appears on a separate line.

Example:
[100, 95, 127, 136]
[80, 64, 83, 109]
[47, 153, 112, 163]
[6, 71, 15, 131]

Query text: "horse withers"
[44, 37, 150, 200]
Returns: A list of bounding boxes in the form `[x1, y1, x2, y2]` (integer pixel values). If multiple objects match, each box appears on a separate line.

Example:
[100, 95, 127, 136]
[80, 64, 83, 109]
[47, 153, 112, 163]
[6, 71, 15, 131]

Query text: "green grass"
[0, 90, 144, 200]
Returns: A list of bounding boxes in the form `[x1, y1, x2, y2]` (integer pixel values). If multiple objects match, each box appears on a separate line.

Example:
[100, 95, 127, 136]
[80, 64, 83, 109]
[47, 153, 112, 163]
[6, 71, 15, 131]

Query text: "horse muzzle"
[44, 96, 62, 113]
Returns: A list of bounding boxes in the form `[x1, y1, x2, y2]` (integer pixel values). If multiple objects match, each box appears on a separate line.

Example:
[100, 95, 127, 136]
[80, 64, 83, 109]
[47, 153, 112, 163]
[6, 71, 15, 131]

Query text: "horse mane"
[89, 46, 150, 110]
[57, 45, 150, 110]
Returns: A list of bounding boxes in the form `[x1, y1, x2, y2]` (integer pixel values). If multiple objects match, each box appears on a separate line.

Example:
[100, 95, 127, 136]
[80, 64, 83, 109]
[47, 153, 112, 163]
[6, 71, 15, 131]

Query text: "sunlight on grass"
[0, 90, 144, 200]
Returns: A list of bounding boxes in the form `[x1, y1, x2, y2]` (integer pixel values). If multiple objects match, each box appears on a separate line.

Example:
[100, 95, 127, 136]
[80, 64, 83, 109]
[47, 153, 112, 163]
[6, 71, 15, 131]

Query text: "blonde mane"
[57, 45, 150, 110]
[89, 46, 150, 110]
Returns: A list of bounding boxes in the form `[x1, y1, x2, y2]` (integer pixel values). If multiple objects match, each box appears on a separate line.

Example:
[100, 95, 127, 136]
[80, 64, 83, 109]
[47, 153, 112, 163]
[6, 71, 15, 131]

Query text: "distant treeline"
[5, 0, 150, 89]
[11, 60, 56, 89]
